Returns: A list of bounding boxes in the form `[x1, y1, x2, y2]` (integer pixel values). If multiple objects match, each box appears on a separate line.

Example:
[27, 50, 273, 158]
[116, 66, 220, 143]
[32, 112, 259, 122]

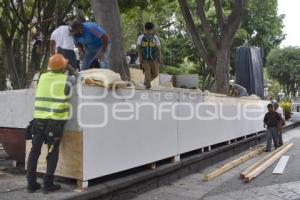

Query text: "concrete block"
[159, 73, 174, 86]
[175, 74, 199, 89]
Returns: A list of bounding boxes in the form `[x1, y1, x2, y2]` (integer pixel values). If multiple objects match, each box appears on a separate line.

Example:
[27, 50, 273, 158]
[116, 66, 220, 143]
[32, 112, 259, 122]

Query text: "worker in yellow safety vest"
[26, 53, 78, 194]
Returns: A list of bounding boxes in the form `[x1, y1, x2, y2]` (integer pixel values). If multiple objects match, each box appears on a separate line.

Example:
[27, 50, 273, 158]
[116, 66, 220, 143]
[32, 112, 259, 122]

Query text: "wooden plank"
[171, 155, 180, 163]
[203, 146, 265, 181]
[272, 155, 290, 174]
[74, 180, 88, 192]
[240, 143, 289, 178]
[26, 131, 83, 180]
[150, 162, 157, 170]
[244, 143, 294, 182]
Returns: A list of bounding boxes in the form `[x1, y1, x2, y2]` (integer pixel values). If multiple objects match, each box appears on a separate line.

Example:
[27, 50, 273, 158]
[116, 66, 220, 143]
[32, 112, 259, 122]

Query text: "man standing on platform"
[137, 22, 161, 89]
[70, 21, 111, 70]
[50, 22, 78, 70]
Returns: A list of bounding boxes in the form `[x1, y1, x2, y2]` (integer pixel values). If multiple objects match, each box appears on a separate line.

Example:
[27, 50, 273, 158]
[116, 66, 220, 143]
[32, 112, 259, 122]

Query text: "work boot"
[27, 182, 41, 193]
[43, 183, 61, 194]
[144, 82, 151, 90]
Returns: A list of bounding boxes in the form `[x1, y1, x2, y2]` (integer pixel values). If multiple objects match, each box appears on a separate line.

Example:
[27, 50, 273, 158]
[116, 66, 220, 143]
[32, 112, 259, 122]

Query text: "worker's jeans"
[266, 127, 279, 151]
[27, 119, 66, 187]
[81, 43, 111, 70]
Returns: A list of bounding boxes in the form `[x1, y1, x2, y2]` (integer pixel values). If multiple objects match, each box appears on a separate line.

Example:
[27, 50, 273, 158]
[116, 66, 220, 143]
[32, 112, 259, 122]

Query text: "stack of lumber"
[203, 146, 266, 181]
[203, 143, 293, 182]
[241, 143, 293, 182]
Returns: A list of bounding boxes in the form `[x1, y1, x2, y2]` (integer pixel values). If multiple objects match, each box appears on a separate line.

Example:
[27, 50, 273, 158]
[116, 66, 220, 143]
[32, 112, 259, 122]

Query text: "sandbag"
[80, 69, 129, 89]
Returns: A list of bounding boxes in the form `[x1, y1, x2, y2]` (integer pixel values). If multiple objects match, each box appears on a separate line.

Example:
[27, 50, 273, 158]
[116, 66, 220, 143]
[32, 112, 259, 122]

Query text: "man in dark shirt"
[263, 103, 281, 152]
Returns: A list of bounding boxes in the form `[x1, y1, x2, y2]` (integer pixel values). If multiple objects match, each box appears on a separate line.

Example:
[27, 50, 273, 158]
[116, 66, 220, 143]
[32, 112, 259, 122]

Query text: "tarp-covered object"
[235, 47, 264, 98]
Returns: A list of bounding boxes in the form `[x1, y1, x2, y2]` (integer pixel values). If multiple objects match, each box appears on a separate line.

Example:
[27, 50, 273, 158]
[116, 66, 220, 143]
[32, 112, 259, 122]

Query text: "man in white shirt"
[274, 103, 285, 146]
[50, 23, 77, 70]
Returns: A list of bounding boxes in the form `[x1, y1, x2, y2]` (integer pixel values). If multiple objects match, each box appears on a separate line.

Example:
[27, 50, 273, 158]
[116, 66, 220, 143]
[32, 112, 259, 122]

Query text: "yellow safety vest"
[34, 71, 69, 120]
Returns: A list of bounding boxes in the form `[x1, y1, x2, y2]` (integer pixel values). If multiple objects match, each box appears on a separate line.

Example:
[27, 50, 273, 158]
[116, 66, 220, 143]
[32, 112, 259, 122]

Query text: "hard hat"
[48, 54, 68, 71]
[130, 44, 136, 49]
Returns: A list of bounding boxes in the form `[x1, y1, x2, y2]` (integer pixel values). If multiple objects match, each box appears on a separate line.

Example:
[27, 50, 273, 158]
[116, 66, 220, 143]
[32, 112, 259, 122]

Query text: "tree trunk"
[215, 51, 229, 93]
[21, 28, 29, 87]
[5, 42, 21, 89]
[89, 0, 130, 81]
[178, 0, 245, 94]
[0, 43, 6, 90]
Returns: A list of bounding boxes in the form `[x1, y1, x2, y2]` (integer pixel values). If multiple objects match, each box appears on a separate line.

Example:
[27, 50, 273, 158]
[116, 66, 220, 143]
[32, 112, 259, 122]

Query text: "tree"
[267, 47, 300, 97]
[243, 0, 284, 53]
[0, 0, 77, 89]
[0, 39, 6, 90]
[120, 0, 283, 91]
[178, 0, 245, 93]
[90, 0, 130, 81]
[233, 0, 284, 64]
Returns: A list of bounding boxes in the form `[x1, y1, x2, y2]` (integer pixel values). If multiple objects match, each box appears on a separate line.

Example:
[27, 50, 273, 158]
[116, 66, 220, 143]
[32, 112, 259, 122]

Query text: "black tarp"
[235, 47, 264, 98]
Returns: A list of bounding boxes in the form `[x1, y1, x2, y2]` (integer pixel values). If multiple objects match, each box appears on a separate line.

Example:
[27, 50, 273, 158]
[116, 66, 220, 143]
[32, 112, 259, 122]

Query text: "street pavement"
[132, 126, 300, 200]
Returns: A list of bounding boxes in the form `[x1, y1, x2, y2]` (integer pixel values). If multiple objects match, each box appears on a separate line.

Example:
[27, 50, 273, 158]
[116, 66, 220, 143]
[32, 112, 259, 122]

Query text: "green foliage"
[267, 47, 300, 96]
[268, 81, 281, 99]
[121, 0, 284, 74]
[0, 0, 82, 89]
[237, 0, 284, 53]
[160, 66, 184, 75]
[231, 0, 284, 70]
[160, 57, 199, 75]
[280, 101, 292, 119]
[264, 68, 282, 98]
[0, 0, 285, 90]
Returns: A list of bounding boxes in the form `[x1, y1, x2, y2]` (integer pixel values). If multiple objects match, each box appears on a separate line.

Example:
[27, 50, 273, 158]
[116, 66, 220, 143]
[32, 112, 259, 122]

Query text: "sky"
[278, 0, 300, 47]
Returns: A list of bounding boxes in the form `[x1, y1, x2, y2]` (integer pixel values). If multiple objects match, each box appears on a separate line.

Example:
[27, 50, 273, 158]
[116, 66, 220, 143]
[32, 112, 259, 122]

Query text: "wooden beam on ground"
[272, 155, 290, 174]
[244, 143, 294, 182]
[203, 146, 265, 181]
[240, 144, 289, 179]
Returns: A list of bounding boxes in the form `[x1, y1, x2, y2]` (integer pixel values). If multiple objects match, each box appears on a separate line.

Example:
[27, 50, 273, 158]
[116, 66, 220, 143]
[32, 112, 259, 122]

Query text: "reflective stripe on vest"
[141, 34, 157, 60]
[34, 71, 69, 120]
